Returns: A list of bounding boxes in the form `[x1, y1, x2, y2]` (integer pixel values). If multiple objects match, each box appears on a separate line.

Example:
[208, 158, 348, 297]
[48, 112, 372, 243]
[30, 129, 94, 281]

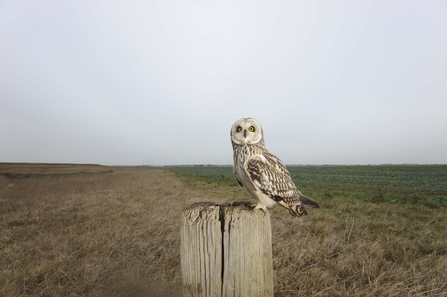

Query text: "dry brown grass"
[1, 164, 447, 296]
[0, 165, 203, 297]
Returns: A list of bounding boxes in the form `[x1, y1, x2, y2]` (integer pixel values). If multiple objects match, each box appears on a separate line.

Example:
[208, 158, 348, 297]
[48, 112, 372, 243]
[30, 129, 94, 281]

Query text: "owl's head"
[230, 118, 264, 145]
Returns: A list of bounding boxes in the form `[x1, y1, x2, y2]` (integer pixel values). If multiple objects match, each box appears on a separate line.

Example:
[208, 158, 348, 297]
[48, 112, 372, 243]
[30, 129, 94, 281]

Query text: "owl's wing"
[245, 152, 297, 200]
[245, 152, 319, 216]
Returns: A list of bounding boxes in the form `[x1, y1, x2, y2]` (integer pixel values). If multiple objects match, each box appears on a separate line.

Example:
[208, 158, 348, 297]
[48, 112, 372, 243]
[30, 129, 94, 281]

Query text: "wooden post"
[181, 202, 273, 297]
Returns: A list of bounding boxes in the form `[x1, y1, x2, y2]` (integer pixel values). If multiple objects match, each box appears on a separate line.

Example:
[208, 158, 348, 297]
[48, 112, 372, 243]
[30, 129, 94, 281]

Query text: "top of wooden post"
[181, 201, 274, 297]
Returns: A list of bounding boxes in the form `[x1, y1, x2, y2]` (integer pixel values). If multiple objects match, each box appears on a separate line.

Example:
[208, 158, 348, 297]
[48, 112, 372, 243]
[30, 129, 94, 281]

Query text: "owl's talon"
[249, 207, 267, 214]
[253, 203, 267, 213]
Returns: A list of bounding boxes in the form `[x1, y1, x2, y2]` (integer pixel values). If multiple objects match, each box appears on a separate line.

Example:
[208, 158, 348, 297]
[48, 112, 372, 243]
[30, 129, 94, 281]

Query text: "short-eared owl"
[230, 118, 319, 217]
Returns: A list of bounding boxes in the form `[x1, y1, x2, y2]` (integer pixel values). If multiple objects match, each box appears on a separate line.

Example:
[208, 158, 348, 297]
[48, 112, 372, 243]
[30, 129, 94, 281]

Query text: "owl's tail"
[276, 194, 319, 217]
[277, 200, 308, 217]
[287, 203, 308, 217]
[301, 195, 320, 209]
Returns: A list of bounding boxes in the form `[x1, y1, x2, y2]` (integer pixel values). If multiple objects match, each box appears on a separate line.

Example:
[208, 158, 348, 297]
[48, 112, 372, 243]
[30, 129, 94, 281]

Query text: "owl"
[230, 118, 319, 217]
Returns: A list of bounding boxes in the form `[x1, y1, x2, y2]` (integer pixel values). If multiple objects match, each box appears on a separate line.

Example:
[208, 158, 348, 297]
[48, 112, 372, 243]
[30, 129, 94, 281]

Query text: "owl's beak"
[243, 130, 247, 138]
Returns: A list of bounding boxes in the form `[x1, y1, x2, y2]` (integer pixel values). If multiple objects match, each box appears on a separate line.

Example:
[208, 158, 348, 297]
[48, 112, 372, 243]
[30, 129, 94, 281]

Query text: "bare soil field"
[1, 164, 447, 296]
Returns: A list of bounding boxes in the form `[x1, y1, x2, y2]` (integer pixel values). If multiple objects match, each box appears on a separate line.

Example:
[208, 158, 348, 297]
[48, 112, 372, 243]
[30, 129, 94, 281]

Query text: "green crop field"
[168, 165, 447, 207]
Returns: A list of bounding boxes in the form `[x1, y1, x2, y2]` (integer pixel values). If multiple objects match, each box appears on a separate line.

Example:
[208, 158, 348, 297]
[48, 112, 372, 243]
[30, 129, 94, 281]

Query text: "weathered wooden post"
[181, 202, 273, 297]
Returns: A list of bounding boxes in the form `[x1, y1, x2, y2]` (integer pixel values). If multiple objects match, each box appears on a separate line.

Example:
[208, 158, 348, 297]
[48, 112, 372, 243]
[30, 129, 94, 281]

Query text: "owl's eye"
[248, 126, 255, 132]
[237, 126, 242, 132]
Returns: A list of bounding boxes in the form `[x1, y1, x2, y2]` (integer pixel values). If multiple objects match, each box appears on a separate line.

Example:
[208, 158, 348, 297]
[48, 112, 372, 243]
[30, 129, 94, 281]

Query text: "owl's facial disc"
[231, 118, 263, 145]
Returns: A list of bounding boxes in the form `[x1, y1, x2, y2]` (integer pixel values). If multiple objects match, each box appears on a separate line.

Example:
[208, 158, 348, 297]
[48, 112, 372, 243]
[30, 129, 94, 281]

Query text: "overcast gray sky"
[1, 1, 446, 166]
